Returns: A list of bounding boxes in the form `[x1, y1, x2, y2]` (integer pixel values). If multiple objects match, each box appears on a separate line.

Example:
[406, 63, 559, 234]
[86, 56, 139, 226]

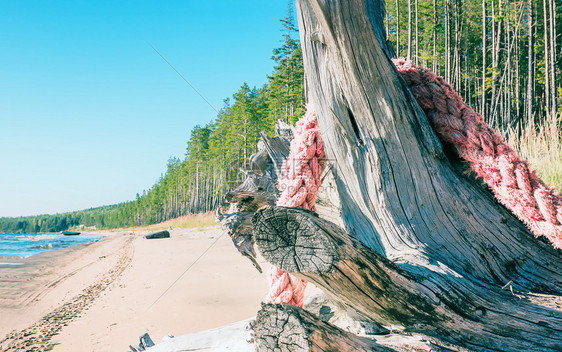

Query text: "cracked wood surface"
[297, 0, 561, 293]
[255, 303, 394, 352]
[253, 206, 562, 351]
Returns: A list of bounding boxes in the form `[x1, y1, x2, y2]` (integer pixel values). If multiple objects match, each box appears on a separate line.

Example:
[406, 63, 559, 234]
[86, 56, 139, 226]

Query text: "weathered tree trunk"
[250, 0, 562, 351]
[296, 0, 560, 291]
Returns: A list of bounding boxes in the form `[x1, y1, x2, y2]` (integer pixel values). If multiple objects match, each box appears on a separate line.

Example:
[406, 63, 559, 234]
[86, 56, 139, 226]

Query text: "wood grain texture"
[297, 0, 561, 294]
[255, 303, 394, 352]
[254, 206, 562, 351]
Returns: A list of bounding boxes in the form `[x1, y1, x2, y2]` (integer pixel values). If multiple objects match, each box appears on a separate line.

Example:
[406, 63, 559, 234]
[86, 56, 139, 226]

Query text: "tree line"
[385, 0, 560, 129]
[0, 1, 559, 233]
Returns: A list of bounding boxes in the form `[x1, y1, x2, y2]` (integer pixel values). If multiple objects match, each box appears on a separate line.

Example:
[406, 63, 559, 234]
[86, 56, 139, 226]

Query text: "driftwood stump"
[247, 0, 562, 351]
[253, 207, 562, 351]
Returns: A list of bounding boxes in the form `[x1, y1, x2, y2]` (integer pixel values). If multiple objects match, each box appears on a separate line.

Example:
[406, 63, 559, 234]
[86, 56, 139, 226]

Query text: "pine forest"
[1, 0, 559, 233]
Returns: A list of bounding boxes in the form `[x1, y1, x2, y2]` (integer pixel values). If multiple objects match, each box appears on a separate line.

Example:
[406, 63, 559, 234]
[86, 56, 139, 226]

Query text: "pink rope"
[266, 108, 326, 307]
[267, 59, 562, 307]
[394, 58, 562, 249]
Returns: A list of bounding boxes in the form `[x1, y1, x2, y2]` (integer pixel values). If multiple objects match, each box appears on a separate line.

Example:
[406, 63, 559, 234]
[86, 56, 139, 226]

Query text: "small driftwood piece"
[254, 303, 394, 352]
[216, 121, 294, 272]
[144, 230, 170, 239]
[129, 332, 155, 351]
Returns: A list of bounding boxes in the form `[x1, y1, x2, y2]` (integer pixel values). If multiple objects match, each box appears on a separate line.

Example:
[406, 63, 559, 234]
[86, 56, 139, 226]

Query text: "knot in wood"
[310, 30, 326, 44]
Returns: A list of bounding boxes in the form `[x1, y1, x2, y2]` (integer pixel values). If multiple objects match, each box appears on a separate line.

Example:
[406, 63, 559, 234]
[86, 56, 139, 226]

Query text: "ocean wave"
[30, 243, 54, 250]
[0, 233, 102, 257]
[17, 234, 62, 241]
[0, 233, 62, 242]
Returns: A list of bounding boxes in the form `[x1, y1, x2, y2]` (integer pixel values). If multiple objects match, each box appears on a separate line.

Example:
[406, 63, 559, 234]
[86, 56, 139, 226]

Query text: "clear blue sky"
[0, 1, 293, 217]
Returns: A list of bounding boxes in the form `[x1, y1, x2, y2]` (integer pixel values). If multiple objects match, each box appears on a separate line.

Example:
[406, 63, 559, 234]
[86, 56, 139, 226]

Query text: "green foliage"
[385, 0, 561, 127]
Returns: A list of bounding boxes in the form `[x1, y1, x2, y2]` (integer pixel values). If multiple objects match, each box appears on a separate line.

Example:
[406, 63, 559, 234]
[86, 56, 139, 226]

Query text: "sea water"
[0, 233, 102, 259]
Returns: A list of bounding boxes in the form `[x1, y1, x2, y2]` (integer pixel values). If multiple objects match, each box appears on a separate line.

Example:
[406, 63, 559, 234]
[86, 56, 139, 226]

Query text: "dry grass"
[115, 212, 218, 232]
[505, 116, 562, 192]
[149, 212, 218, 230]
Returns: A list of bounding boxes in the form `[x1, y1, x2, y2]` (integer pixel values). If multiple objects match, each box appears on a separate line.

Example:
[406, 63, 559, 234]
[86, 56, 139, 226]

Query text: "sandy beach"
[0, 227, 269, 351]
